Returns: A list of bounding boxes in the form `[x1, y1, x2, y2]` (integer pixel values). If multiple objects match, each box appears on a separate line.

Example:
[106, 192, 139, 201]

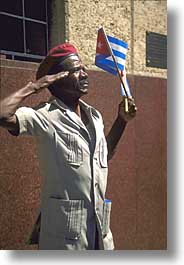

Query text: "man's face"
[50, 55, 89, 99]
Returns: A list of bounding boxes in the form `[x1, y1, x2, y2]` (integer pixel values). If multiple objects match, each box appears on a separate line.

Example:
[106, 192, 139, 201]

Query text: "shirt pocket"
[47, 198, 84, 241]
[99, 137, 108, 168]
[56, 131, 83, 166]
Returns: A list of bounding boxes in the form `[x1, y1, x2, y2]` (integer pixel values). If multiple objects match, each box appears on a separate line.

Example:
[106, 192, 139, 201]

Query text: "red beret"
[36, 43, 78, 80]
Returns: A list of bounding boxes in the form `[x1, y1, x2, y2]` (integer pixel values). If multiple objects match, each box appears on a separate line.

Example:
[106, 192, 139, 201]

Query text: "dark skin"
[0, 55, 137, 159]
[48, 55, 90, 125]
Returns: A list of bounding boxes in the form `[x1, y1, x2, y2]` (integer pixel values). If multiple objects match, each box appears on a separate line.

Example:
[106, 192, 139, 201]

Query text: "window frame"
[0, 0, 49, 62]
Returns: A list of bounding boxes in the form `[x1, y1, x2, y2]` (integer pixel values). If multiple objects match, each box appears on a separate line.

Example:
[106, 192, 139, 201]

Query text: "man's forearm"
[0, 71, 70, 124]
[106, 116, 127, 160]
[0, 82, 35, 123]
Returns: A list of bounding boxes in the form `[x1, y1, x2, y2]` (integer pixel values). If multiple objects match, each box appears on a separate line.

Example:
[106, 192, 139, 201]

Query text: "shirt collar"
[51, 97, 70, 112]
[51, 97, 100, 119]
[79, 99, 100, 119]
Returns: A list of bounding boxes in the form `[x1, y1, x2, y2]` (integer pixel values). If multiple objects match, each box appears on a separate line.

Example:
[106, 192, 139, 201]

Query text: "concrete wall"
[0, 59, 166, 249]
[54, 0, 167, 78]
[67, 0, 131, 69]
[49, 0, 67, 47]
[133, 0, 167, 77]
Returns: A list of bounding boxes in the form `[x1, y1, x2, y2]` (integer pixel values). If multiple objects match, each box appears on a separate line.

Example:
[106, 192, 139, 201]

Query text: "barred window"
[0, 0, 49, 62]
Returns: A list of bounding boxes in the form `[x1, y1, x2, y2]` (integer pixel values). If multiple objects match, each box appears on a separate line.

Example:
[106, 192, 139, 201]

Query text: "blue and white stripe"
[107, 36, 131, 97]
[107, 35, 128, 72]
[95, 32, 132, 97]
[95, 35, 128, 76]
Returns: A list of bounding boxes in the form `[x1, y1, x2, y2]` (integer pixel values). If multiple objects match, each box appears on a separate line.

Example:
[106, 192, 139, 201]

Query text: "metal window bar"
[0, 0, 48, 61]
[0, 49, 45, 60]
[45, 0, 49, 52]
[0, 11, 47, 25]
[22, 0, 26, 54]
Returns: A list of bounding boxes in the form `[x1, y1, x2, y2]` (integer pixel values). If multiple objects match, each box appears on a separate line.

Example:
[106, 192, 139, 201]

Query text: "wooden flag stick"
[101, 27, 129, 112]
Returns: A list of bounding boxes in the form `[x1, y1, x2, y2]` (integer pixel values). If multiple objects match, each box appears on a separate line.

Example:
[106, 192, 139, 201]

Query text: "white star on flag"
[97, 41, 103, 49]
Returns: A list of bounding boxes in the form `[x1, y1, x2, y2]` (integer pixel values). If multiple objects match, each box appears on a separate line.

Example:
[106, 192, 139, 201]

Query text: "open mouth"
[79, 80, 89, 86]
[78, 80, 89, 92]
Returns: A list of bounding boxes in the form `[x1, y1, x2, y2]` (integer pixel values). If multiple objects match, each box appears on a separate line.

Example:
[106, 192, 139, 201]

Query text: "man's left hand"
[118, 97, 137, 122]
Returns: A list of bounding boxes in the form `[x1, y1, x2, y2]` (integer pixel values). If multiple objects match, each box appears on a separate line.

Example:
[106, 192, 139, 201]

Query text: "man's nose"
[79, 69, 88, 78]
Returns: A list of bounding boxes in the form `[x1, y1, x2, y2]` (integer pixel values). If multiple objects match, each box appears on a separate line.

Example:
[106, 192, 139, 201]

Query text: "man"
[0, 43, 136, 250]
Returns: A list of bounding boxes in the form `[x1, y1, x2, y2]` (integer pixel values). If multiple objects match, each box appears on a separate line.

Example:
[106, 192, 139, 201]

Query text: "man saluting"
[0, 43, 136, 250]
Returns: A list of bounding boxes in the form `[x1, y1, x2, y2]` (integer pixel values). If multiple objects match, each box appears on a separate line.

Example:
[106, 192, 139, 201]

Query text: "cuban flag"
[95, 27, 132, 97]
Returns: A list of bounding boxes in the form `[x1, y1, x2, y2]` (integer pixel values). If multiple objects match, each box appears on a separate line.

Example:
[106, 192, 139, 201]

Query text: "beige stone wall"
[133, 0, 167, 78]
[67, 0, 132, 69]
[57, 0, 167, 78]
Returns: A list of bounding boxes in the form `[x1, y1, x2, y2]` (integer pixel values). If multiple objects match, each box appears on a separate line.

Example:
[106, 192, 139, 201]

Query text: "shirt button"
[95, 183, 99, 188]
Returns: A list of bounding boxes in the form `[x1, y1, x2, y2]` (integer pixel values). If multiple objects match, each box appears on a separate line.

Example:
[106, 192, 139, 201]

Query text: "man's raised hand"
[118, 96, 137, 122]
[27, 71, 69, 94]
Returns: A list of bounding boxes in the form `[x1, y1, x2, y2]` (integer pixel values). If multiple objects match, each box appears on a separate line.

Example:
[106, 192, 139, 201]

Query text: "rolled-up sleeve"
[15, 106, 50, 136]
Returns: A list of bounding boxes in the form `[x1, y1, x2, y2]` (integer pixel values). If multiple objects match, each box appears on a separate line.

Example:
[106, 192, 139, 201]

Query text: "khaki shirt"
[15, 97, 114, 250]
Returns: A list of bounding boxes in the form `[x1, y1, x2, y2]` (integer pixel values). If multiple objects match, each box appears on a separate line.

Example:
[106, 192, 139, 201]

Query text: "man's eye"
[69, 69, 77, 74]
[69, 66, 86, 74]
[69, 68, 78, 73]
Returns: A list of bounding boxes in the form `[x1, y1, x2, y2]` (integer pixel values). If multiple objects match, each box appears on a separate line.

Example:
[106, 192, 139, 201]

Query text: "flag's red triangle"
[96, 28, 110, 55]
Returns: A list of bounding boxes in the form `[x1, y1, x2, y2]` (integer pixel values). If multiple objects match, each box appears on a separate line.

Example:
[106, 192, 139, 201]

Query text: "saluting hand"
[118, 96, 137, 122]
[26, 71, 69, 94]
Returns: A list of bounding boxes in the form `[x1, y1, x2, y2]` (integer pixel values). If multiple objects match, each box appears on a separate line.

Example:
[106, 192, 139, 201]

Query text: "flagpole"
[101, 27, 129, 112]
